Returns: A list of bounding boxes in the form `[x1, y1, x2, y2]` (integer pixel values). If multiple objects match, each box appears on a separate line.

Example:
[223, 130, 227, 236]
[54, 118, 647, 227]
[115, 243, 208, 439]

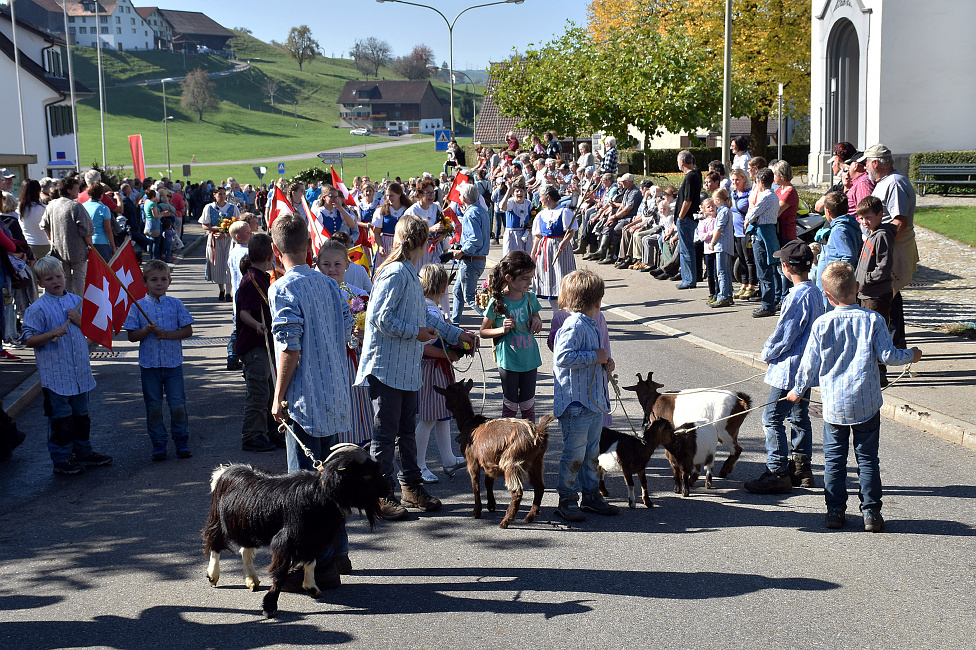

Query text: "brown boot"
[400, 483, 442, 511]
[377, 495, 409, 521]
[790, 453, 815, 488]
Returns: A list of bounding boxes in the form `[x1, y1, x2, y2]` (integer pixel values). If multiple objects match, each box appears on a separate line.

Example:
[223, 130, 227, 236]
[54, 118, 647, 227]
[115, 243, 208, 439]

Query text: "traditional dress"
[338, 282, 373, 445]
[418, 299, 456, 421]
[406, 202, 446, 269]
[533, 206, 576, 300]
[371, 204, 406, 269]
[199, 201, 240, 285]
[502, 199, 533, 257]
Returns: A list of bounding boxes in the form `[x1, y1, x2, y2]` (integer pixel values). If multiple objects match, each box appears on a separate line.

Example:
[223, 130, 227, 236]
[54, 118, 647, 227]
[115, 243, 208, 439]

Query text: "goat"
[662, 420, 718, 496]
[433, 379, 554, 528]
[597, 418, 675, 508]
[202, 444, 385, 618]
[624, 372, 750, 478]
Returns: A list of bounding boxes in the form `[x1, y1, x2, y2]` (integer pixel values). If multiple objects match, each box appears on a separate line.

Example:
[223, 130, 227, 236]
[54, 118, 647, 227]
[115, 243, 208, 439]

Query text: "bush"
[909, 150, 976, 195]
[643, 145, 810, 173]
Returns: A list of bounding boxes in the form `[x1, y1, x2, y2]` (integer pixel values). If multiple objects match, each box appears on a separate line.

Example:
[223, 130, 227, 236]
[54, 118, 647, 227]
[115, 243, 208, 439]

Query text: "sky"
[155, 0, 589, 71]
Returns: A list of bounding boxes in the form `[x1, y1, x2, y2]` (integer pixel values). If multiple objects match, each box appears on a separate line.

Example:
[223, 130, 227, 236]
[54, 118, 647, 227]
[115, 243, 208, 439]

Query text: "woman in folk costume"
[199, 185, 240, 302]
[371, 182, 411, 270]
[405, 178, 447, 270]
[287, 181, 307, 222]
[531, 185, 577, 313]
[498, 177, 533, 257]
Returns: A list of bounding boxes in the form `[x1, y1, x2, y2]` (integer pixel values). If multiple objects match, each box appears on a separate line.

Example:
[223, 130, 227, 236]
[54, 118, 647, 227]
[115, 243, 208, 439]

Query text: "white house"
[808, 0, 976, 182]
[134, 6, 171, 50]
[0, 6, 91, 183]
[13, 0, 158, 52]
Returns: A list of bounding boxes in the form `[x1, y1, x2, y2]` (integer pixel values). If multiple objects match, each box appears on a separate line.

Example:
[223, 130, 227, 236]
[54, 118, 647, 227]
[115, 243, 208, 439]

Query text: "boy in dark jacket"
[855, 195, 898, 385]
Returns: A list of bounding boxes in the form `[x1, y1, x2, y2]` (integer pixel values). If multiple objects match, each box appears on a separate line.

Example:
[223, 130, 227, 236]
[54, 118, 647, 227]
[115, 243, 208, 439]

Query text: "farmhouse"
[155, 9, 233, 53]
[337, 80, 449, 135]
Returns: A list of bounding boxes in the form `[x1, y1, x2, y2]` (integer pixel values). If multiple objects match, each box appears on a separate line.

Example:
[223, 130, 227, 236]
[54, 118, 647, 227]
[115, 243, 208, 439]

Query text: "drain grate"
[90, 350, 130, 359]
[184, 337, 231, 347]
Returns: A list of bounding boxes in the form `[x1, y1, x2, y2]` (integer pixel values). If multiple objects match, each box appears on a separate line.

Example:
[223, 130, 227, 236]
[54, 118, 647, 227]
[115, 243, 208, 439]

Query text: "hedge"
[638, 145, 810, 174]
[909, 150, 976, 195]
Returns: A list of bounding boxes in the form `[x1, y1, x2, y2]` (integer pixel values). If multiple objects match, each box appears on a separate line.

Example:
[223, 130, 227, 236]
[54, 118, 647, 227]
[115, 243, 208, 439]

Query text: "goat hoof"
[628, 501, 636, 509]
[642, 499, 654, 508]
[499, 520, 510, 529]
[263, 608, 276, 619]
[307, 587, 322, 599]
[207, 574, 218, 587]
[673, 486, 682, 494]
[246, 578, 260, 592]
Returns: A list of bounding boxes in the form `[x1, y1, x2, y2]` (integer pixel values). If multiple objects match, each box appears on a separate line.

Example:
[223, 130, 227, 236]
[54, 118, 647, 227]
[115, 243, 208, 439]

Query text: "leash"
[277, 401, 323, 470]
[588, 363, 644, 442]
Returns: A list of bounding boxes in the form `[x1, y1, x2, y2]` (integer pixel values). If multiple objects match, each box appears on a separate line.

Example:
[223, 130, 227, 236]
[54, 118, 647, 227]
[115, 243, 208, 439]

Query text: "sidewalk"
[560, 225, 976, 451]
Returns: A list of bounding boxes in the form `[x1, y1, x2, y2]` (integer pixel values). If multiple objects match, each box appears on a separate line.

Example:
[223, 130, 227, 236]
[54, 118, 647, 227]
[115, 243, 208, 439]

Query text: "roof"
[0, 23, 91, 98]
[60, 1, 122, 18]
[156, 9, 233, 38]
[336, 80, 441, 106]
[134, 7, 159, 20]
[0, 4, 64, 44]
[474, 68, 532, 145]
[29, 0, 66, 12]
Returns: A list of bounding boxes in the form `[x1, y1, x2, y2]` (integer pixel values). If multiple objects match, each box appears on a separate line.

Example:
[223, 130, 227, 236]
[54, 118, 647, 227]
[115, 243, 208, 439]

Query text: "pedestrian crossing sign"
[435, 129, 451, 152]
[278, 163, 286, 175]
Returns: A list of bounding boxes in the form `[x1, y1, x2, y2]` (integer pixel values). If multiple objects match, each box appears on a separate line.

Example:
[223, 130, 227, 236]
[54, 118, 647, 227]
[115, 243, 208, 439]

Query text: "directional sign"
[182, 164, 191, 177]
[253, 166, 266, 181]
[277, 163, 286, 175]
[318, 153, 342, 164]
[435, 129, 451, 152]
[342, 152, 366, 159]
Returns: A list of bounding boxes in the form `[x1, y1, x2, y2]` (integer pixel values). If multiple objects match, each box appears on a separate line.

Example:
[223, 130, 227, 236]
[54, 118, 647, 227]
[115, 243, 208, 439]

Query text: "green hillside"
[70, 31, 479, 181]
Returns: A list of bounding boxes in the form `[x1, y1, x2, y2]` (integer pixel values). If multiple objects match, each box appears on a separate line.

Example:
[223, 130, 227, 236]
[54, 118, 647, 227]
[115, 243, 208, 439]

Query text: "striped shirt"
[552, 312, 609, 418]
[762, 282, 825, 390]
[745, 189, 780, 226]
[355, 259, 462, 391]
[123, 295, 195, 368]
[793, 304, 914, 425]
[270, 265, 353, 437]
[21, 292, 95, 396]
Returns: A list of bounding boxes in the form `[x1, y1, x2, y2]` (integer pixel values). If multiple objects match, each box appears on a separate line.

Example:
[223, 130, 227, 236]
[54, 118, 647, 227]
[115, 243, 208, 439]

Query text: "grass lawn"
[914, 206, 976, 247]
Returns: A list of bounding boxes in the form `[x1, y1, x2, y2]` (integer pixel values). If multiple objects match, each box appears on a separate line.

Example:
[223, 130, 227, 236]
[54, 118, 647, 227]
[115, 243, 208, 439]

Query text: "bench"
[915, 163, 976, 196]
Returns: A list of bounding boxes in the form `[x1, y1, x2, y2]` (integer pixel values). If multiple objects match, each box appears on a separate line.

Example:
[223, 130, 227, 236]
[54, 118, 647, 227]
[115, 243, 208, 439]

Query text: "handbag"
[144, 217, 161, 237]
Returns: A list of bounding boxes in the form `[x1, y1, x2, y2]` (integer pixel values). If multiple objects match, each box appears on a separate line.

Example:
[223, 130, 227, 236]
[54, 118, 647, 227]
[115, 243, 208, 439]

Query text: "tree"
[350, 37, 392, 79]
[284, 25, 319, 71]
[180, 68, 219, 121]
[391, 44, 436, 80]
[233, 27, 253, 35]
[264, 77, 279, 107]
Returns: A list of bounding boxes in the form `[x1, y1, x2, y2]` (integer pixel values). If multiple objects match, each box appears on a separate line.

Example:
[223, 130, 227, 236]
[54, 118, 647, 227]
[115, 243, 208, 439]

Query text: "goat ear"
[464, 379, 474, 392]
[432, 385, 446, 396]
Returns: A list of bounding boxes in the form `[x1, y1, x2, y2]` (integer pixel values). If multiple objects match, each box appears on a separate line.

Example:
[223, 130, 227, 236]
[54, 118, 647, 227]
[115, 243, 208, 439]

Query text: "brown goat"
[433, 380, 554, 528]
[624, 372, 749, 478]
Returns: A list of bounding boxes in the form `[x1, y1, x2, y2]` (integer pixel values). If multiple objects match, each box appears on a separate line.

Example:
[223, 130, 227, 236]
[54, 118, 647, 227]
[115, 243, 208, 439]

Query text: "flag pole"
[87, 243, 156, 326]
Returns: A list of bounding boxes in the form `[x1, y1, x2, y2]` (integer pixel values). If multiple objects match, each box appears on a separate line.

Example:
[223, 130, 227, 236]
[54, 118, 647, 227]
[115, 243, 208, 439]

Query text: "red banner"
[128, 135, 146, 180]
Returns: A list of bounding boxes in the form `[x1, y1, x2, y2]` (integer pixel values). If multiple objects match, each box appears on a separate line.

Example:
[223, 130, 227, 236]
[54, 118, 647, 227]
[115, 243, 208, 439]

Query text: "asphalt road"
[1, 235, 974, 648]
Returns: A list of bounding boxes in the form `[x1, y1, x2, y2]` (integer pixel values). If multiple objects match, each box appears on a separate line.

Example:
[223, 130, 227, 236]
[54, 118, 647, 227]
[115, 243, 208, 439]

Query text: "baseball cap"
[845, 151, 865, 164]
[620, 173, 635, 183]
[0, 168, 14, 179]
[773, 240, 814, 266]
[864, 143, 892, 159]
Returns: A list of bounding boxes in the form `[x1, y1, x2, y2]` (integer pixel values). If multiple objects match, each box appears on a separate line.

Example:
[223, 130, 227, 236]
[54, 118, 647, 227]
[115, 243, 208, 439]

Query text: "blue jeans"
[140, 366, 188, 447]
[676, 216, 698, 287]
[762, 386, 812, 473]
[44, 389, 92, 464]
[716, 252, 733, 300]
[93, 244, 113, 263]
[227, 324, 239, 364]
[822, 411, 882, 512]
[556, 403, 603, 502]
[753, 236, 776, 310]
[451, 258, 486, 323]
[366, 374, 421, 491]
[150, 235, 163, 260]
[283, 423, 346, 559]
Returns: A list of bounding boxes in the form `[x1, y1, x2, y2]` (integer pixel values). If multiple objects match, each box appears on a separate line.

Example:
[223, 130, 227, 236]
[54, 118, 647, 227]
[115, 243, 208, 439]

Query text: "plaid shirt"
[599, 147, 618, 175]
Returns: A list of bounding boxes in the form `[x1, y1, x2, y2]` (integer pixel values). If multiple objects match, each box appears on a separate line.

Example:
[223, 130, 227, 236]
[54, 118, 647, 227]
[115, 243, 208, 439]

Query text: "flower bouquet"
[474, 278, 491, 310]
[219, 217, 235, 233]
[445, 340, 475, 359]
[340, 283, 370, 349]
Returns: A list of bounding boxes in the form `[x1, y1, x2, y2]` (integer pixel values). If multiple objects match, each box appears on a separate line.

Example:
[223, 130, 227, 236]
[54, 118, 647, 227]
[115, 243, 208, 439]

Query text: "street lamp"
[161, 77, 176, 177]
[452, 70, 478, 135]
[376, 0, 524, 137]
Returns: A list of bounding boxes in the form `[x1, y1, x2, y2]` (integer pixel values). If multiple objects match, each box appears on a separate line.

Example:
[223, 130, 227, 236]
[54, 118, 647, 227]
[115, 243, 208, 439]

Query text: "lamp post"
[161, 78, 176, 176]
[376, 0, 524, 137]
[777, 83, 784, 161]
[452, 70, 478, 136]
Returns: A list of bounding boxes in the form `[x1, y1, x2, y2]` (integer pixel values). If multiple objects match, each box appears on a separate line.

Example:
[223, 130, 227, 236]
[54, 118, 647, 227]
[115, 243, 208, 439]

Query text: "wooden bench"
[915, 163, 976, 196]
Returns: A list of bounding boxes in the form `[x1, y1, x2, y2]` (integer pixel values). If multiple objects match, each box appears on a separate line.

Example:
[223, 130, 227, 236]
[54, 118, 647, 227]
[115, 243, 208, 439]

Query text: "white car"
[349, 127, 371, 136]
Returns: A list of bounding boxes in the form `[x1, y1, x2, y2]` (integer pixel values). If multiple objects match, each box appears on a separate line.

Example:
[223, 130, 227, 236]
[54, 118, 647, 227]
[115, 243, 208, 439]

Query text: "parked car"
[350, 127, 372, 136]
[387, 126, 404, 137]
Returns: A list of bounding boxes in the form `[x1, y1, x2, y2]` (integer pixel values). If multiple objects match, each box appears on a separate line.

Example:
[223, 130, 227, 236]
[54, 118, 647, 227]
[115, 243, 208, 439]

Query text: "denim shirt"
[552, 312, 609, 417]
[123, 295, 195, 369]
[459, 203, 490, 256]
[762, 282, 825, 390]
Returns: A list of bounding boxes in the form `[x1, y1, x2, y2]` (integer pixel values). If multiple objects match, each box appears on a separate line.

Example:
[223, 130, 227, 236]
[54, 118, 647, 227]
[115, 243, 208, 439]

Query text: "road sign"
[317, 153, 342, 164]
[435, 129, 451, 152]
[182, 164, 191, 177]
[253, 166, 266, 181]
[278, 163, 286, 175]
[342, 152, 366, 159]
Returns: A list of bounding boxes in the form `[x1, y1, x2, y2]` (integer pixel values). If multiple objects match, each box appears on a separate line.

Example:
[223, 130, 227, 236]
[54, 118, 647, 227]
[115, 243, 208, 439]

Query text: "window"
[69, 26, 76, 34]
[132, 28, 136, 33]
[100, 16, 108, 23]
[101, 26, 109, 34]
[116, 27, 121, 33]
[46, 50, 64, 77]
[81, 17, 86, 23]
[68, 16, 75, 23]
[50, 105, 75, 137]
[131, 18, 135, 24]
[79, 26, 87, 33]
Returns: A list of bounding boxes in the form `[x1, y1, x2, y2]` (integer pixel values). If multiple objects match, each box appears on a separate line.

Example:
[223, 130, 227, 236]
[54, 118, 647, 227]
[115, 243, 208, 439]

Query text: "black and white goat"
[662, 420, 719, 496]
[597, 418, 675, 509]
[202, 444, 385, 618]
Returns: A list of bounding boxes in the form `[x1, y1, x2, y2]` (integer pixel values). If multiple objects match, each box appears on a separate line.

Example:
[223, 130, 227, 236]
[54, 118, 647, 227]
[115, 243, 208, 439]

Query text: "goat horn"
[325, 443, 370, 465]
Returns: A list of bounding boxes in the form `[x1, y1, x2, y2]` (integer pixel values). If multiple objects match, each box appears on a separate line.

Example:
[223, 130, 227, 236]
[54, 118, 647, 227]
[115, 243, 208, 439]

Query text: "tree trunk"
[750, 116, 768, 159]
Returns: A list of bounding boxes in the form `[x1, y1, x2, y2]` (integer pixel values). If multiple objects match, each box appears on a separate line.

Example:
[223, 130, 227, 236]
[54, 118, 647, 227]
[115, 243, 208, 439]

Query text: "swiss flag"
[266, 185, 293, 230]
[444, 205, 462, 246]
[445, 171, 470, 205]
[303, 194, 330, 259]
[330, 167, 358, 206]
[81, 254, 118, 350]
[108, 240, 147, 333]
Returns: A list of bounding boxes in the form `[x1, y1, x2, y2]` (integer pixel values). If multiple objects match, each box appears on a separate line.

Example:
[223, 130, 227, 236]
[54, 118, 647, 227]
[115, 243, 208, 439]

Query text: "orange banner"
[128, 135, 145, 180]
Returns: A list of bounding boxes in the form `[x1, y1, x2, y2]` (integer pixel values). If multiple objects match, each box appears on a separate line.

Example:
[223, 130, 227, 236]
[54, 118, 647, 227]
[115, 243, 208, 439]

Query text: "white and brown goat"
[434, 379, 554, 528]
[662, 420, 720, 496]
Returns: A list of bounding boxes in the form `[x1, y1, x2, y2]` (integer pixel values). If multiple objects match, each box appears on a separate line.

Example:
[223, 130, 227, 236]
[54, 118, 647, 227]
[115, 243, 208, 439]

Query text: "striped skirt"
[372, 233, 396, 270]
[338, 349, 374, 445]
[418, 357, 454, 421]
[502, 228, 531, 258]
[533, 236, 576, 300]
[419, 237, 445, 270]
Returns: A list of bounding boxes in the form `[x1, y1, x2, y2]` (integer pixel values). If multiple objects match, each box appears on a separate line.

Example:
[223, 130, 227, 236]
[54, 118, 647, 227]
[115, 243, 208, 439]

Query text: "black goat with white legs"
[597, 418, 675, 508]
[202, 444, 385, 618]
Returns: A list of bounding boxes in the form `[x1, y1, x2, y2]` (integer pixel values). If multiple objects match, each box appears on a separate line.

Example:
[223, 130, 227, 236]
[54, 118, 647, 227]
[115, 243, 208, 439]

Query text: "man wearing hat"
[843, 151, 875, 215]
[0, 168, 14, 194]
[745, 239, 825, 494]
[865, 143, 918, 348]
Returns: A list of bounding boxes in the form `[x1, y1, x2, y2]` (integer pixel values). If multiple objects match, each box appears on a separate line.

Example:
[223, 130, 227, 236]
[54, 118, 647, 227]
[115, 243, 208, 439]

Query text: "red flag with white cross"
[108, 241, 147, 334]
[81, 254, 117, 350]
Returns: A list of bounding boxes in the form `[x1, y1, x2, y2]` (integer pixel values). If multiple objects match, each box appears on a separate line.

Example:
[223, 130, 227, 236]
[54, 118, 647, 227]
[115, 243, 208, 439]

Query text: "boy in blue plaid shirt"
[124, 260, 195, 461]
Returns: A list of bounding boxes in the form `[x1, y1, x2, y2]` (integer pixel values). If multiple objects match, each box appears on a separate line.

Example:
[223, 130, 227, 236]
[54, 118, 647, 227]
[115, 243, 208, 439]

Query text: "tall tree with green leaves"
[180, 68, 219, 121]
[284, 25, 319, 72]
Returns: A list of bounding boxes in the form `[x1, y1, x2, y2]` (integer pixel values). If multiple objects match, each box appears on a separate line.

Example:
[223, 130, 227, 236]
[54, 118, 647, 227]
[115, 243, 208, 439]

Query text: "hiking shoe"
[826, 509, 846, 529]
[176, 445, 193, 459]
[400, 483, 442, 511]
[710, 297, 734, 308]
[862, 509, 884, 533]
[74, 451, 113, 466]
[53, 460, 86, 475]
[743, 470, 793, 494]
[152, 447, 168, 462]
[580, 494, 619, 516]
[752, 308, 776, 318]
[790, 454, 815, 488]
[377, 496, 409, 521]
[554, 500, 586, 522]
[242, 436, 277, 452]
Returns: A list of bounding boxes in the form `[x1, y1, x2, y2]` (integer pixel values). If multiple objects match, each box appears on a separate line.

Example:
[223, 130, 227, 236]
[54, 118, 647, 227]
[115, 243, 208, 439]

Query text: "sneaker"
[242, 436, 277, 452]
[444, 458, 467, 478]
[420, 468, 440, 484]
[746, 292, 762, 302]
[377, 495, 409, 521]
[704, 294, 716, 303]
[0, 350, 21, 361]
[743, 470, 793, 494]
[74, 451, 113, 466]
[554, 500, 586, 522]
[825, 508, 846, 529]
[580, 494, 619, 516]
[53, 460, 86, 475]
[710, 297, 734, 308]
[176, 445, 193, 459]
[752, 308, 776, 318]
[862, 509, 884, 533]
[400, 483, 442, 511]
[774, 302, 782, 315]
[152, 447, 168, 462]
